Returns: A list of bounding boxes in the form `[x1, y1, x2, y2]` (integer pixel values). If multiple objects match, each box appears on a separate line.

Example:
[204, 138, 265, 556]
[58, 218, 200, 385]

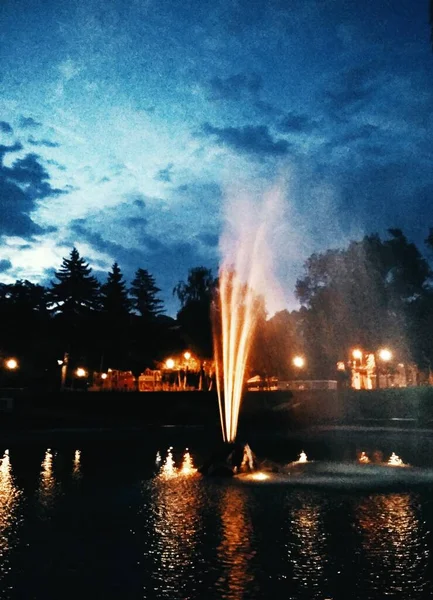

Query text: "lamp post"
[377, 348, 392, 388]
[293, 355, 305, 369]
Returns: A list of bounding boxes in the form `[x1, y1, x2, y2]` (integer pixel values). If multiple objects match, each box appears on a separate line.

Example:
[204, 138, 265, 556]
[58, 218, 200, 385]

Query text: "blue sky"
[1, 0, 432, 315]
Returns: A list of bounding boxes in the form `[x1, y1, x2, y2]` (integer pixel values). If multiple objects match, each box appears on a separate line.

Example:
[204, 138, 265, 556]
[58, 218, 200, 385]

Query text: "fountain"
[201, 189, 285, 475]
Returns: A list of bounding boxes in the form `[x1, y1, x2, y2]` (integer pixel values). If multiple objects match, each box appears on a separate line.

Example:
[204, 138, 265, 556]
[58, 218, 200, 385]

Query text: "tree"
[98, 263, 131, 371]
[130, 268, 164, 319]
[49, 248, 101, 374]
[50, 248, 100, 319]
[173, 266, 217, 308]
[101, 262, 131, 317]
[295, 231, 430, 377]
[174, 267, 217, 358]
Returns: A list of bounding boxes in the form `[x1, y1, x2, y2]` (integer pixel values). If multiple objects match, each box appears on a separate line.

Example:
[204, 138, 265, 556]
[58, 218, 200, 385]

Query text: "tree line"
[2, 227, 433, 388]
[0, 247, 216, 389]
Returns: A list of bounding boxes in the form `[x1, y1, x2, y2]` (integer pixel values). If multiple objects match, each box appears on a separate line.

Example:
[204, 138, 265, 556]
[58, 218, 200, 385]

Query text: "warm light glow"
[165, 358, 175, 369]
[359, 451, 370, 464]
[73, 450, 81, 478]
[293, 355, 305, 368]
[75, 367, 87, 377]
[159, 447, 177, 479]
[183, 351, 191, 360]
[352, 349, 363, 360]
[388, 452, 406, 467]
[297, 450, 308, 463]
[180, 449, 198, 476]
[101, 372, 108, 380]
[249, 471, 269, 481]
[379, 348, 392, 362]
[336, 361, 346, 371]
[4, 358, 18, 370]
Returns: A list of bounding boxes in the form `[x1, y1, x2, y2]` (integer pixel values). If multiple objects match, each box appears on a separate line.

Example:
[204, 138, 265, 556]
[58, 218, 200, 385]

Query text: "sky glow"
[1, 0, 432, 315]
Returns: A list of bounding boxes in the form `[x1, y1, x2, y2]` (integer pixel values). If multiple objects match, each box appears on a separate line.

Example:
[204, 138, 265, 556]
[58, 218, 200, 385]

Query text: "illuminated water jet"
[213, 188, 284, 444]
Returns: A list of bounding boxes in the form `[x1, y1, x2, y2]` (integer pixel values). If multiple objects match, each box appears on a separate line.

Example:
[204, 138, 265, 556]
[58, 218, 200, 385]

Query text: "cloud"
[208, 73, 262, 102]
[277, 112, 319, 133]
[324, 65, 377, 117]
[155, 163, 174, 183]
[201, 122, 290, 156]
[28, 136, 60, 148]
[197, 232, 219, 247]
[0, 151, 64, 238]
[19, 116, 43, 129]
[0, 121, 13, 134]
[0, 259, 12, 273]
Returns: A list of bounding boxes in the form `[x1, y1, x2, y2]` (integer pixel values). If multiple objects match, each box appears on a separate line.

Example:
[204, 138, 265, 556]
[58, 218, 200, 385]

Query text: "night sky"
[1, 0, 432, 315]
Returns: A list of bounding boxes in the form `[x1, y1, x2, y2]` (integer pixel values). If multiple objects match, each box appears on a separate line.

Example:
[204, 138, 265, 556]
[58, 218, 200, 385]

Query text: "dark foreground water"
[1, 426, 433, 599]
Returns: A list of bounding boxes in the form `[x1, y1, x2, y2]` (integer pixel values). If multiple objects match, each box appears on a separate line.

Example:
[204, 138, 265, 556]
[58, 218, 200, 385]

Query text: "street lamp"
[293, 356, 305, 369]
[75, 367, 87, 378]
[377, 348, 392, 388]
[5, 358, 18, 370]
[378, 348, 392, 362]
[165, 358, 175, 370]
[183, 351, 191, 361]
[352, 349, 363, 361]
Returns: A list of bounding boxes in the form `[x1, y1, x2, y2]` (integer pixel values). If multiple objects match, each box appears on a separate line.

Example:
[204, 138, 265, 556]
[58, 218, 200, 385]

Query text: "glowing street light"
[101, 373, 108, 380]
[183, 351, 191, 361]
[75, 367, 87, 378]
[293, 356, 305, 368]
[165, 358, 175, 369]
[5, 358, 18, 370]
[378, 348, 392, 362]
[352, 349, 363, 361]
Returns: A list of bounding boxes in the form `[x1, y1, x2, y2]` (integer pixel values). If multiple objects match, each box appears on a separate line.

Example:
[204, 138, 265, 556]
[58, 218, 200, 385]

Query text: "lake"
[1, 426, 433, 599]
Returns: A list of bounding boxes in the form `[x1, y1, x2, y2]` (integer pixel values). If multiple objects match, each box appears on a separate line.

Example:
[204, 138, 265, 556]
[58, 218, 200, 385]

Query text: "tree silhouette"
[101, 262, 131, 317]
[174, 267, 217, 358]
[50, 248, 100, 318]
[130, 268, 164, 319]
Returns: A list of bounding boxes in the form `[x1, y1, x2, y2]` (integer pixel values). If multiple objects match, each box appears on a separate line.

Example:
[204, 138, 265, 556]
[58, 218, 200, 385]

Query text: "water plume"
[214, 186, 285, 443]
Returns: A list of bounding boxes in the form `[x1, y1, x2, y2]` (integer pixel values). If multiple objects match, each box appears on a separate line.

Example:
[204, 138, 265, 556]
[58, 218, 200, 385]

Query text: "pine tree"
[130, 268, 164, 319]
[101, 262, 131, 317]
[50, 247, 100, 318]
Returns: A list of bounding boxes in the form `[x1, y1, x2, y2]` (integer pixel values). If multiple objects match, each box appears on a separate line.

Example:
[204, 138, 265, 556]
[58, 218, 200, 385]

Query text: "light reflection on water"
[37, 448, 61, 511]
[287, 499, 327, 598]
[0, 439, 432, 599]
[147, 471, 204, 598]
[356, 493, 430, 598]
[216, 486, 255, 600]
[0, 450, 23, 595]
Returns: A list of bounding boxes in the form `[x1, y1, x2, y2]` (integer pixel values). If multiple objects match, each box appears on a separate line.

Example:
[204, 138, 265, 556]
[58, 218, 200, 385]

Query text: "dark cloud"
[46, 159, 67, 171]
[155, 163, 174, 183]
[27, 136, 60, 148]
[19, 116, 42, 128]
[201, 122, 290, 156]
[197, 232, 219, 247]
[123, 216, 149, 229]
[208, 73, 262, 102]
[277, 112, 319, 133]
[0, 121, 13, 134]
[0, 259, 12, 273]
[324, 65, 377, 117]
[67, 218, 216, 316]
[0, 142, 23, 159]
[0, 151, 64, 238]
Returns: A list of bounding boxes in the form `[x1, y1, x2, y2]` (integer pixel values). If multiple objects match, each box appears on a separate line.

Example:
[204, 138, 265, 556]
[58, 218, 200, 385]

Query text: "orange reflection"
[150, 471, 203, 595]
[288, 499, 327, 594]
[38, 449, 60, 510]
[73, 450, 82, 480]
[216, 486, 255, 600]
[0, 450, 22, 559]
[356, 494, 427, 597]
